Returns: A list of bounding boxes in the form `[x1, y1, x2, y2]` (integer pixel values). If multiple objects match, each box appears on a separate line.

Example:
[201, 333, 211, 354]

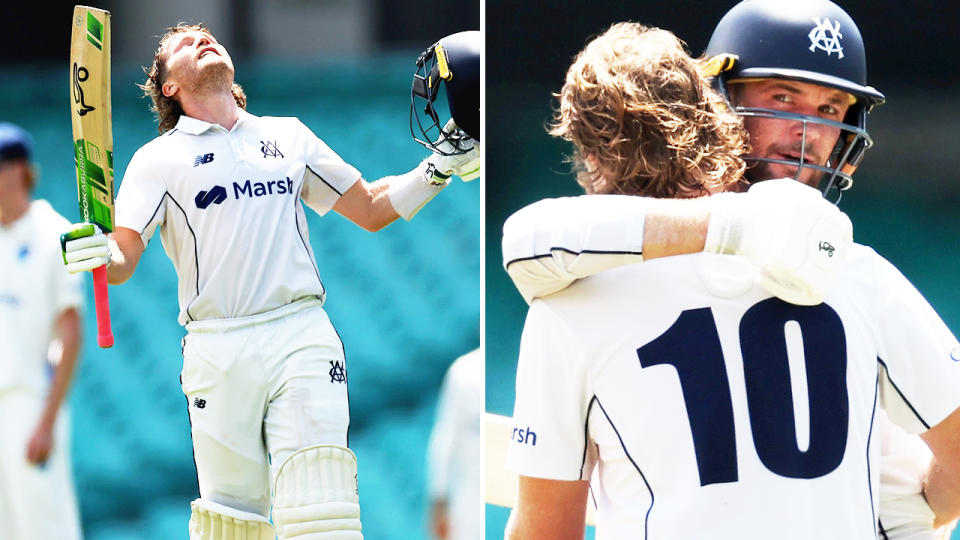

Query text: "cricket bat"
[70, 5, 114, 348]
[485, 413, 597, 526]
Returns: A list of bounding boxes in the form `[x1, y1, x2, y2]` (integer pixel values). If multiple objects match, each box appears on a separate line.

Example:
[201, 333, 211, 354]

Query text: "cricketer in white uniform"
[502, 192, 960, 539]
[508, 246, 960, 539]
[60, 24, 480, 540]
[501, 15, 960, 539]
[427, 348, 482, 540]
[0, 123, 84, 540]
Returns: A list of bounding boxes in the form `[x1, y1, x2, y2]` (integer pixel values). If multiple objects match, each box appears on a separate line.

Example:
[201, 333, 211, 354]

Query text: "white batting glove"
[427, 119, 481, 181]
[61, 223, 111, 274]
[705, 179, 853, 305]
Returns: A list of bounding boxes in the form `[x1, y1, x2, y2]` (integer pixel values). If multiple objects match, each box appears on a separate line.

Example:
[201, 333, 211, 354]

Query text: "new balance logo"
[193, 153, 215, 167]
[193, 397, 206, 409]
[195, 185, 228, 209]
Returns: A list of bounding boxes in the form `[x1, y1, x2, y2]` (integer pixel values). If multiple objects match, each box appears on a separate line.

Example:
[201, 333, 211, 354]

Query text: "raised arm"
[61, 224, 145, 285]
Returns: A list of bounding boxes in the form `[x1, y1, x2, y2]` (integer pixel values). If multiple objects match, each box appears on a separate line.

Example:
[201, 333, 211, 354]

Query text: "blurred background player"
[0, 122, 84, 539]
[426, 348, 482, 540]
[504, 22, 960, 539]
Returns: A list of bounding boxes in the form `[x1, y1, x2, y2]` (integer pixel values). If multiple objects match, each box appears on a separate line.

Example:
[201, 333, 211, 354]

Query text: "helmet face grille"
[410, 31, 480, 155]
[734, 105, 872, 201]
[706, 0, 883, 200]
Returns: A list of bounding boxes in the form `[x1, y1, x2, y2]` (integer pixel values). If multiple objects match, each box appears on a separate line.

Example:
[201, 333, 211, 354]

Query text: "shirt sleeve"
[873, 254, 960, 434]
[502, 195, 648, 304]
[115, 146, 167, 244]
[507, 299, 595, 481]
[298, 120, 362, 215]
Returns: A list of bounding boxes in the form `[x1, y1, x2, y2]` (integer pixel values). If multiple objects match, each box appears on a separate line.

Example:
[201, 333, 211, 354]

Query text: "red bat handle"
[92, 264, 113, 348]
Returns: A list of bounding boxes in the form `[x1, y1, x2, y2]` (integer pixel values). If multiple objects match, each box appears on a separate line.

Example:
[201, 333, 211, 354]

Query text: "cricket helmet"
[410, 30, 480, 155]
[703, 0, 884, 198]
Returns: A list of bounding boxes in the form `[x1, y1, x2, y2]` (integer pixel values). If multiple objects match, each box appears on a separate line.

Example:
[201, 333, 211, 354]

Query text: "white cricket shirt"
[0, 200, 83, 393]
[115, 110, 361, 325]
[508, 248, 960, 539]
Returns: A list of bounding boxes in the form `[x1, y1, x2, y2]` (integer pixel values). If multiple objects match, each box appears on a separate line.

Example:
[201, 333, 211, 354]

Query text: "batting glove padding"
[427, 119, 481, 181]
[61, 223, 111, 274]
[705, 179, 853, 306]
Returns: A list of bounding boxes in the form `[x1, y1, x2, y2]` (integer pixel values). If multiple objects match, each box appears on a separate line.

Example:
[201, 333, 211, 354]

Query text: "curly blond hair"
[549, 22, 748, 198]
[138, 23, 247, 134]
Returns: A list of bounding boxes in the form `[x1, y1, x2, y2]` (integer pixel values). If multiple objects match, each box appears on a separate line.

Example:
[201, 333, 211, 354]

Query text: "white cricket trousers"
[181, 297, 351, 517]
[0, 389, 82, 540]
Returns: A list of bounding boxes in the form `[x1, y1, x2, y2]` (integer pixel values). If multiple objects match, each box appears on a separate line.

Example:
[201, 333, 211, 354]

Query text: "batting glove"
[61, 223, 111, 274]
[426, 119, 481, 182]
[705, 179, 853, 306]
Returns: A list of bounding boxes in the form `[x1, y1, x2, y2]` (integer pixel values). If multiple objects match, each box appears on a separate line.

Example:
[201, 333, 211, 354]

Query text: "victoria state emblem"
[808, 17, 844, 58]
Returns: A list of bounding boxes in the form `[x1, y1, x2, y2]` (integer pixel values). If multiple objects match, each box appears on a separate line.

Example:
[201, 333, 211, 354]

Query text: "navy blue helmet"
[703, 0, 884, 197]
[410, 30, 480, 155]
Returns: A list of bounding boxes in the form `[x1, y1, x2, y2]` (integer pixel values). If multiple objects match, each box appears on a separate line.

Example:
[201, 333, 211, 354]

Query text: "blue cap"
[0, 122, 34, 163]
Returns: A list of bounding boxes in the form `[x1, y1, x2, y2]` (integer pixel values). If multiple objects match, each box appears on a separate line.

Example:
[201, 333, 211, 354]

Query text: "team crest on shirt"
[329, 360, 347, 383]
[260, 140, 284, 159]
[808, 17, 844, 58]
[16, 244, 30, 261]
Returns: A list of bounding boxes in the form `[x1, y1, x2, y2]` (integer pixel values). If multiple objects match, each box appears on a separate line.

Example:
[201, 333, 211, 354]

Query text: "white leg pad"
[189, 498, 275, 540]
[272, 445, 363, 540]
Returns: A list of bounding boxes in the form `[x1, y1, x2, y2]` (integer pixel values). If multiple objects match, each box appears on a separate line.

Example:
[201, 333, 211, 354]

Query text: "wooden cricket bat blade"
[70, 5, 115, 347]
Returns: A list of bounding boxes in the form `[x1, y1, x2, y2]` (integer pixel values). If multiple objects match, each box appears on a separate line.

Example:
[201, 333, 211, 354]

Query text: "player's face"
[730, 80, 852, 188]
[162, 30, 235, 97]
[0, 160, 27, 202]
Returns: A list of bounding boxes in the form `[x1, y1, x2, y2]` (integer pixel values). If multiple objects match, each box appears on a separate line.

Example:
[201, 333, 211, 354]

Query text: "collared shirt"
[508, 247, 960, 539]
[0, 200, 83, 393]
[115, 109, 361, 325]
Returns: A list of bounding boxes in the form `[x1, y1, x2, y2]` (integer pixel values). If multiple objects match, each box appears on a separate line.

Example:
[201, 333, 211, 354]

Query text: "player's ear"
[162, 80, 178, 98]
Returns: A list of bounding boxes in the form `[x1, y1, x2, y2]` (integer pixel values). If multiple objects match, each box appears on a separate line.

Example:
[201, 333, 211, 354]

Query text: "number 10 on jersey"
[637, 299, 849, 486]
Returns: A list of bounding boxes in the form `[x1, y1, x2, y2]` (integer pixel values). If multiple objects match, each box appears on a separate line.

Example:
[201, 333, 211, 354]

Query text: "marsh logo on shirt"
[194, 178, 295, 210]
[512, 426, 537, 446]
[195, 185, 228, 209]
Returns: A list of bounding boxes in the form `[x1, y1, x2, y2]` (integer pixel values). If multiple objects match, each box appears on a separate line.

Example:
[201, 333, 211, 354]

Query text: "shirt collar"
[172, 108, 255, 135]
